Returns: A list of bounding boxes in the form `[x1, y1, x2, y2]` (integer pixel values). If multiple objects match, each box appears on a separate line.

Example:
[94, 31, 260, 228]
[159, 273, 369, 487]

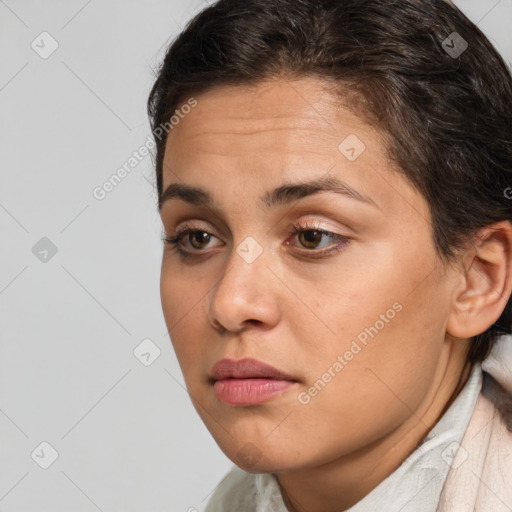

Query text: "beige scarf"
[438, 335, 512, 511]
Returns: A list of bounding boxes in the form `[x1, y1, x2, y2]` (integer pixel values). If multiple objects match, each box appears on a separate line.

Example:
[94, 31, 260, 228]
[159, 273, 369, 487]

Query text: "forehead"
[165, 77, 377, 159]
[161, 77, 428, 223]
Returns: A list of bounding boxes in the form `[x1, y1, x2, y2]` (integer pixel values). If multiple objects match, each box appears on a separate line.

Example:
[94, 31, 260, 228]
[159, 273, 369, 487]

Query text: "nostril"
[211, 318, 226, 334]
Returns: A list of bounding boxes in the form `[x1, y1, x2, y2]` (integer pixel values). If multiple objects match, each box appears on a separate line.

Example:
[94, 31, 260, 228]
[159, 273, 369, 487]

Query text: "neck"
[276, 343, 472, 512]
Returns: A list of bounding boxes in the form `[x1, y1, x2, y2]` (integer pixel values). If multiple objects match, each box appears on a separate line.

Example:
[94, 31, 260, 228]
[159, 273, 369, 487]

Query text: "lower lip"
[213, 378, 296, 405]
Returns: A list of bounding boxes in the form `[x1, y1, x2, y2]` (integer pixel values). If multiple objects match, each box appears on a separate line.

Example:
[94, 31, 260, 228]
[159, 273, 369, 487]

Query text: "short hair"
[147, 0, 512, 364]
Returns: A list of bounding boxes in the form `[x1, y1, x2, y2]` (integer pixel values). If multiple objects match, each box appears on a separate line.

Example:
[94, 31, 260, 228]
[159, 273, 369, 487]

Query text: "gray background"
[0, 1, 511, 510]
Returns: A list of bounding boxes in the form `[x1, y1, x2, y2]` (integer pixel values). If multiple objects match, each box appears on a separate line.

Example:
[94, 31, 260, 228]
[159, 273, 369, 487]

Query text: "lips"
[210, 358, 298, 406]
[210, 358, 297, 382]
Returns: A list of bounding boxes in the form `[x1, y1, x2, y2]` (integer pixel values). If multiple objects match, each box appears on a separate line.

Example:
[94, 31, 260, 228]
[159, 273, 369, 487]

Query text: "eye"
[286, 221, 351, 257]
[163, 223, 222, 259]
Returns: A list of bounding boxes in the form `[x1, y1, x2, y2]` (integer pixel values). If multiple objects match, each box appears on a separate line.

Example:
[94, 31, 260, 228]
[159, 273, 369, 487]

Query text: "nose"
[207, 242, 281, 334]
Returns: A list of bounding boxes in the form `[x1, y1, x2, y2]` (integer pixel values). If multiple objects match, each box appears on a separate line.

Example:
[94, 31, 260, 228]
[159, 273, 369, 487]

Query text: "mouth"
[210, 358, 299, 406]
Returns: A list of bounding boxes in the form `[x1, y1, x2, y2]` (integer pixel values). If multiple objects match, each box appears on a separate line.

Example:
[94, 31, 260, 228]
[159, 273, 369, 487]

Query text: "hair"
[147, 0, 512, 365]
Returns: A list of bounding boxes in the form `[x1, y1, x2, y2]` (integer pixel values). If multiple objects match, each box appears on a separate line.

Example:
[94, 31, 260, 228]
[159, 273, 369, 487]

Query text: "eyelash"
[163, 221, 351, 260]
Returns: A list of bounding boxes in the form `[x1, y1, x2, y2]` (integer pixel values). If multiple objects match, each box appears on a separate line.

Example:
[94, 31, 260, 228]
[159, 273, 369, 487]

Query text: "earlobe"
[446, 221, 512, 340]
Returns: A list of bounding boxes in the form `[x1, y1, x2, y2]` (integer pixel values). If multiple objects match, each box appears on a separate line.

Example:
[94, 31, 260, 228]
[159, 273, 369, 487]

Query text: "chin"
[231, 448, 290, 474]
[216, 436, 304, 474]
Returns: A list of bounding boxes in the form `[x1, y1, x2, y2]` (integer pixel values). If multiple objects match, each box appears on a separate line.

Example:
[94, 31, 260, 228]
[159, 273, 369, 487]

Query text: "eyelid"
[280, 203, 363, 235]
[169, 219, 345, 242]
[174, 221, 214, 236]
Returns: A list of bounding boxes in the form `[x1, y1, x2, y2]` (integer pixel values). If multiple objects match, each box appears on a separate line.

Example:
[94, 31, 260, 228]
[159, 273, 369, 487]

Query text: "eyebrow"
[159, 175, 379, 211]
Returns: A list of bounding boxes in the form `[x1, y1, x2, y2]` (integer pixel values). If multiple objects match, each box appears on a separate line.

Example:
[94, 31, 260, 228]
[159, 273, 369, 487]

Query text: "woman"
[148, 0, 512, 510]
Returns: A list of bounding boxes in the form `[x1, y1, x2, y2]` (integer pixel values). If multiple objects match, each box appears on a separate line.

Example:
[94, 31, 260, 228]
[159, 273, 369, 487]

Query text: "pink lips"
[210, 358, 298, 406]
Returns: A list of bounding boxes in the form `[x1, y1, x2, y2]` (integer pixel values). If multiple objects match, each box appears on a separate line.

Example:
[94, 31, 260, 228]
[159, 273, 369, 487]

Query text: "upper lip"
[210, 358, 297, 382]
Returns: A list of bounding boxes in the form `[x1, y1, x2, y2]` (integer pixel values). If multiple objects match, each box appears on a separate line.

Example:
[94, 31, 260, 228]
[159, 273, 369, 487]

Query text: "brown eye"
[164, 224, 224, 258]
[286, 222, 352, 258]
[298, 230, 324, 249]
[189, 231, 211, 249]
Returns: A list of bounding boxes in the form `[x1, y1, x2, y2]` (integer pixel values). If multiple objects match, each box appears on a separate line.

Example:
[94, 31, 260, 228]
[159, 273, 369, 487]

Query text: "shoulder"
[438, 384, 512, 511]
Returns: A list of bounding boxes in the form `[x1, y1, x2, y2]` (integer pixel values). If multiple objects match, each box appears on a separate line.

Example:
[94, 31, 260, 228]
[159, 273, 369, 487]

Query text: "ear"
[446, 221, 512, 339]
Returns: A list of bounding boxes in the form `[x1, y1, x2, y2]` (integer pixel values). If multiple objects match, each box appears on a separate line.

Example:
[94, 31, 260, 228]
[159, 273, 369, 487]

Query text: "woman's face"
[159, 77, 464, 472]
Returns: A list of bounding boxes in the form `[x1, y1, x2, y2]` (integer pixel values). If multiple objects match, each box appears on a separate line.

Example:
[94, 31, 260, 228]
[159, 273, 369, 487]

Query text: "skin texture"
[159, 77, 512, 512]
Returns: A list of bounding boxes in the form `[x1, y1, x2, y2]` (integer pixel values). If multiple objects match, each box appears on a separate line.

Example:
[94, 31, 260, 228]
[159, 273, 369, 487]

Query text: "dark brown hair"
[147, 0, 512, 364]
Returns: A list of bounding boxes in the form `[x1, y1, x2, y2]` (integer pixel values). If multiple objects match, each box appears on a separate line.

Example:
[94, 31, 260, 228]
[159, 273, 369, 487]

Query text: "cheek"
[160, 265, 209, 368]
[302, 317, 443, 462]
[288, 245, 448, 425]
[284, 239, 434, 357]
